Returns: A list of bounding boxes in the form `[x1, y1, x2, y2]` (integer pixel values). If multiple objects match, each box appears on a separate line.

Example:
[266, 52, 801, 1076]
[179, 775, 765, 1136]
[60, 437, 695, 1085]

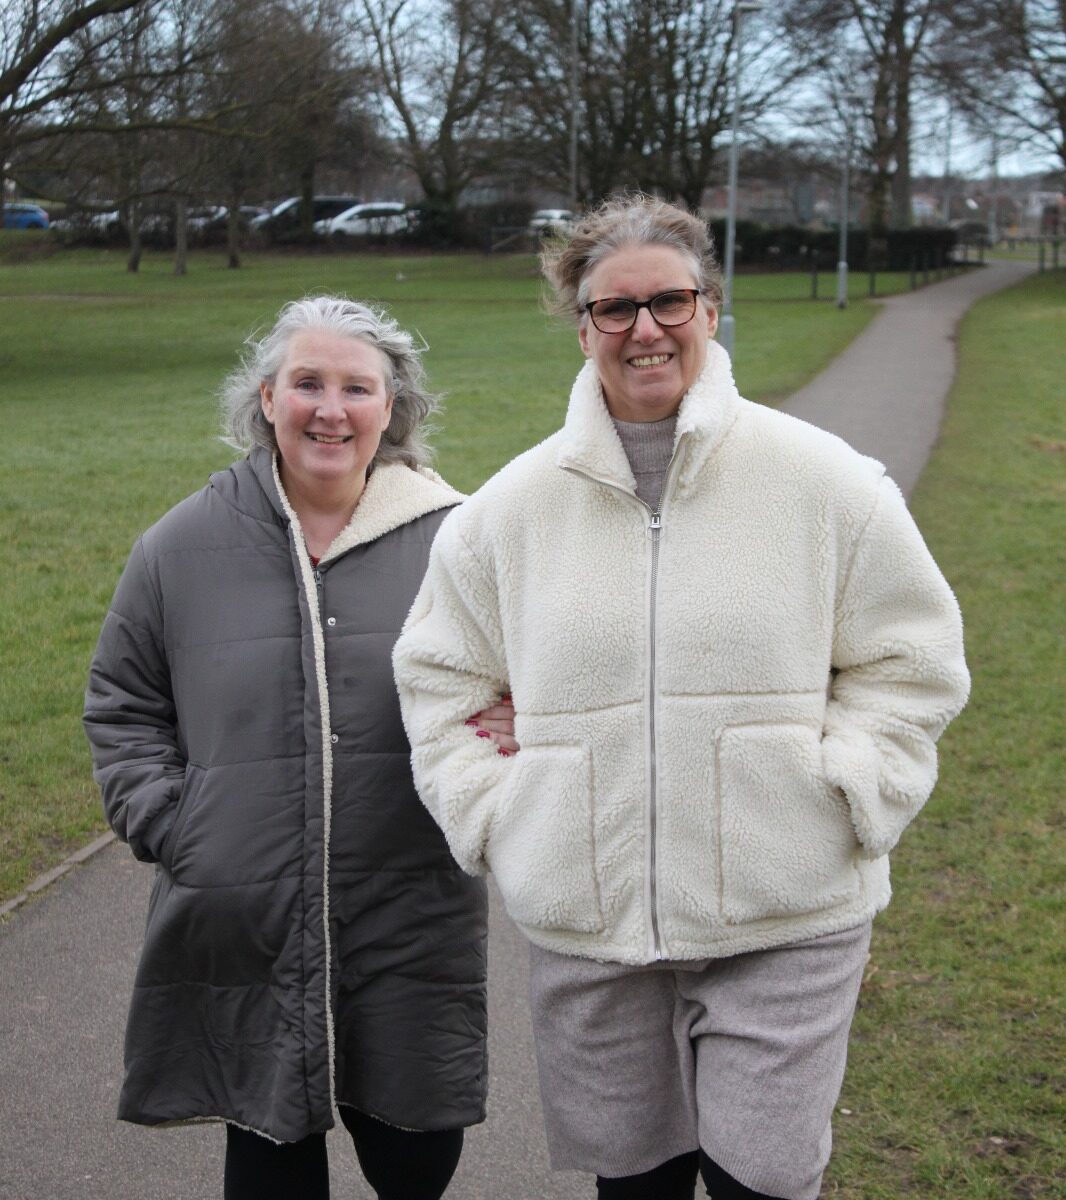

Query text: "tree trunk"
[299, 163, 315, 237]
[866, 55, 894, 239]
[868, 169, 891, 239]
[226, 194, 241, 269]
[126, 198, 143, 273]
[890, 61, 913, 228]
[173, 196, 188, 276]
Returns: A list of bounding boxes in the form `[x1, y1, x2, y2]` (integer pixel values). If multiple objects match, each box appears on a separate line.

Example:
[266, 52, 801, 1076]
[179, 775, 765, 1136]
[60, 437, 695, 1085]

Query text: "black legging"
[595, 1149, 781, 1200]
[224, 1107, 464, 1200]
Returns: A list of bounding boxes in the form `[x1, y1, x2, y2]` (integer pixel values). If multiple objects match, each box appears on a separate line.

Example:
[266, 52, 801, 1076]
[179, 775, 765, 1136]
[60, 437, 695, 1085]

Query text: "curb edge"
[0, 831, 118, 921]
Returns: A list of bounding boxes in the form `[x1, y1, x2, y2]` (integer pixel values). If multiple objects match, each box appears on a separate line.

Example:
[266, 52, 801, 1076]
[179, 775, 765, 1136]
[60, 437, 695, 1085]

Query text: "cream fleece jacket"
[394, 341, 970, 964]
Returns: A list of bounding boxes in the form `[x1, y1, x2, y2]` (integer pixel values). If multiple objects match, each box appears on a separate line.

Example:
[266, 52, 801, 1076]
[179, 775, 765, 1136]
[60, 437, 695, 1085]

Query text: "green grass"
[989, 243, 1062, 264]
[0, 250, 1061, 1191]
[826, 269, 1065, 1198]
[0, 248, 885, 899]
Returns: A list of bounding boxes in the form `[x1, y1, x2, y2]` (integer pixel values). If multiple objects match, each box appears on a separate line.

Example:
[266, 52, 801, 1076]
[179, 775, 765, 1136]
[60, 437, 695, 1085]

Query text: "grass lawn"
[0, 248, 1061, 1191]
[827, 268, 1065, 1197]
[1, 248, 891, 900]
[989, 243, 1063, 265]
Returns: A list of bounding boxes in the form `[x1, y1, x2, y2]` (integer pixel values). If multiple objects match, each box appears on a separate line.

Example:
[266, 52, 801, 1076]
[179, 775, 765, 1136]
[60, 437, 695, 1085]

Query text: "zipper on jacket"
[646, 506, 664, 960]
[563, 435, 686, 962]
[645, 445, 687, 961]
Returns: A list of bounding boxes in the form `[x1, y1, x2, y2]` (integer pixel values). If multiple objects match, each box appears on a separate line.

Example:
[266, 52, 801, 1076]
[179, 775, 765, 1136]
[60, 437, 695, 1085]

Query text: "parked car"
[50, 207, 120, 238]
[316, 201, 409, 237]
[3, 203, 49, 229]
[187, 204, 269, 239]
[527, 208, 575, 237]
[187, 204, 227, 232]
[88, 209, 122, 234]
[251, 195, 360, 237]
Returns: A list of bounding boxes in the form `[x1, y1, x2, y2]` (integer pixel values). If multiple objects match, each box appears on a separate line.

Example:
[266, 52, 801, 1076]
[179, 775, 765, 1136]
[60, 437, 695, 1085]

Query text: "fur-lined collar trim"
[555, 339, 744, 495]
[320, 462, 463, 562]
[259, 452, 462, 564]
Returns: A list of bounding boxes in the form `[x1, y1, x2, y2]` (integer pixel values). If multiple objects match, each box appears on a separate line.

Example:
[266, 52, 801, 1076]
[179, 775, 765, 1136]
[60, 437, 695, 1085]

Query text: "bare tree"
[0, 0, 147, 205]
[355, 0, 513, 235]
[55, 0, 171, 270]
[936, 0, 1065, 175]
[784, 0, 954, 234]
[19, 0, 369, 268]
[506, 1, 793, 209]
[196, 0, 282, 265]
[161, 0, 222, 274]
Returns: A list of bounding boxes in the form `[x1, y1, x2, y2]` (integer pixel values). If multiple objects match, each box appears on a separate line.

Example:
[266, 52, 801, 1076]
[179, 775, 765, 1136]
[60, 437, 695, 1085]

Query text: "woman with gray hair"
[85, 296, 512, 1199]
[394, 197, 969, 1198]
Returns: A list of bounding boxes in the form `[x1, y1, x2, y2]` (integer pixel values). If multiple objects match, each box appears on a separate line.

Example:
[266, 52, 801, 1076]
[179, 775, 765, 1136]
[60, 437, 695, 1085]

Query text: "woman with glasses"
[394, 196, 969, 1199]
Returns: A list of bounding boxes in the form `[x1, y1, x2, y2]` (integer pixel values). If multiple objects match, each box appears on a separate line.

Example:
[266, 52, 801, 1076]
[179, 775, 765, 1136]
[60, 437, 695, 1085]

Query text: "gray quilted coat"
[83, 448, 488, 1143]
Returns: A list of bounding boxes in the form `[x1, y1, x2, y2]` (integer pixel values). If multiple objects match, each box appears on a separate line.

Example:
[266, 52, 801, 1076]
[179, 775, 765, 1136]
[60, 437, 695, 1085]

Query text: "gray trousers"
[529, 921, 872, 1200]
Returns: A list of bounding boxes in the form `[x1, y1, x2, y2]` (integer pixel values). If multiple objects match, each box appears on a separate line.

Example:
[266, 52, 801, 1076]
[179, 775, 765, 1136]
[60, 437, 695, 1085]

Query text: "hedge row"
[706, 221, 960, 271]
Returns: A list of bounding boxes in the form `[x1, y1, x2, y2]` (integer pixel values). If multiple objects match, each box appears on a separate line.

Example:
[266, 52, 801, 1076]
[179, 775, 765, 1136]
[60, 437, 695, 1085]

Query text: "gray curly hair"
[220, 295, 439, 469]
[540, 194, 723, 322]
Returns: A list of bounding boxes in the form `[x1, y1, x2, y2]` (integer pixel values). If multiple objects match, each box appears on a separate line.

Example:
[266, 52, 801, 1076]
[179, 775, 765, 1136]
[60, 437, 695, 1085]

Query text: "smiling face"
[578, 242, 718, 422]
[259, 329, 393, 505]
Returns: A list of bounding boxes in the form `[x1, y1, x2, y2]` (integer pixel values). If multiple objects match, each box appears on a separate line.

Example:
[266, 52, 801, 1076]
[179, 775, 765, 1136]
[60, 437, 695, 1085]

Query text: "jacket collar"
[555, 339, 743, 496]
[316, 461, 463, 563]
[229, 446, 462, 561]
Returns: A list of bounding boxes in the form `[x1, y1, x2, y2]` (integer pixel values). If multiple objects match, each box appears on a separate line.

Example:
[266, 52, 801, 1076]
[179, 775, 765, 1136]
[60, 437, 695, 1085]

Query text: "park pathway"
[783, 258, 1035, 498]
[0, 258, 1035, 1200]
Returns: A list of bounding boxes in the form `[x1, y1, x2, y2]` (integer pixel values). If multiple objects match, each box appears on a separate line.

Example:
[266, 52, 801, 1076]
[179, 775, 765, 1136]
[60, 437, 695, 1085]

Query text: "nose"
[630, 306, 663, 342]
[315, 385, 346, 419]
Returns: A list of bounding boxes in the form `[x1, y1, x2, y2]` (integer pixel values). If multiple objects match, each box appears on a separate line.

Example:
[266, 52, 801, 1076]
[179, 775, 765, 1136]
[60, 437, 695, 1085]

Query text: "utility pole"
[836, 94, 860, 309]
[941, 102, 953, 224]
[719, 2, 763, 358]
[569, 0, 579, 211]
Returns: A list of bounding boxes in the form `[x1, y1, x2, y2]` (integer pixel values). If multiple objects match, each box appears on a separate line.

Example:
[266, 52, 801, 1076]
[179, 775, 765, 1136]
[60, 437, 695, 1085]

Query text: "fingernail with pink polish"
[476, 730, 491, 739]
[498, 748, 512, 757]
[464, 720, 478, 727]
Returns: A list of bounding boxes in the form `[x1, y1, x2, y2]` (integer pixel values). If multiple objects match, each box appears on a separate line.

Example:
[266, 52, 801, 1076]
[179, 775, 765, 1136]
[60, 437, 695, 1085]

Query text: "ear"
[259, 380, 275, 423]
[578, 322, 592, 358]
[705, 304, 719, 340]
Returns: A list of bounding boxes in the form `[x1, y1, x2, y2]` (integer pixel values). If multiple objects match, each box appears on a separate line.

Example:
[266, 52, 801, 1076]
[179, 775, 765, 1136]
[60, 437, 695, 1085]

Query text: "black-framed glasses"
[584, 288, 702, 334]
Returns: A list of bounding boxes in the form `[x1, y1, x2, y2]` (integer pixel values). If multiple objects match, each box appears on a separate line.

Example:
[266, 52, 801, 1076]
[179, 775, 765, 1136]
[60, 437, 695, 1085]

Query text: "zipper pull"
[649, 511, 662, 531]
[313, 566, 323, 587]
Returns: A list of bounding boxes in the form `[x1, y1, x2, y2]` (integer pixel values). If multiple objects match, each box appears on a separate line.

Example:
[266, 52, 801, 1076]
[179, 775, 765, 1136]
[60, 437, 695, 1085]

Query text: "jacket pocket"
[717, 723, 860, 923]
[486, 744, 603, 934]
[158, 762, 204, 871]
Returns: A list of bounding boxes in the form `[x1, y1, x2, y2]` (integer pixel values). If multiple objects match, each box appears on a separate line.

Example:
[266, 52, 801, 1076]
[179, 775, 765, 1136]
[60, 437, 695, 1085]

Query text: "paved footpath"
[0, 260, 1034, 1200]
[783, 258, 1035, 499]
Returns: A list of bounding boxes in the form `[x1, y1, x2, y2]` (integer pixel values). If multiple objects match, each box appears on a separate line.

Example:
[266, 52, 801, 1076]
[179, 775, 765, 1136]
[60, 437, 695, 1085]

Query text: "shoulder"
[137, 484, 220, 560]
[733, 399, 886, 494]
[450, 433, 566, 524]
[137, 458, 277, 562]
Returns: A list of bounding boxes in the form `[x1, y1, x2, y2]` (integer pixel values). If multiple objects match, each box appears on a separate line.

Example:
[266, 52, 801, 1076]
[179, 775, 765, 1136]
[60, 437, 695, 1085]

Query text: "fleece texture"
[393, 340, 970, 965]
[84, 449, 488, 1142]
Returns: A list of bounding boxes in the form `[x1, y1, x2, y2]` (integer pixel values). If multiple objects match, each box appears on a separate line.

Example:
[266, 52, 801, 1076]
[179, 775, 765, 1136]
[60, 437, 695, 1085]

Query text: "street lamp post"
[836, 95, 859, 309]
[569, 0, 579, 210]
[718, 1, 762, 358]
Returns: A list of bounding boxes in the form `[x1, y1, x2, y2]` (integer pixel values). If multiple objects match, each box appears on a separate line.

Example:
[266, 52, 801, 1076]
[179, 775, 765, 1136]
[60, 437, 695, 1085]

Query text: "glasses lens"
[649, 290, 697, 326]
[589, 298, 637, 332]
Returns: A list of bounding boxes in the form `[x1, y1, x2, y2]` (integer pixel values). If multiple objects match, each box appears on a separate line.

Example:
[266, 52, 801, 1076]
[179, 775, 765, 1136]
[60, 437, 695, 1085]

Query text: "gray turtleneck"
[611, 414, 678, 511]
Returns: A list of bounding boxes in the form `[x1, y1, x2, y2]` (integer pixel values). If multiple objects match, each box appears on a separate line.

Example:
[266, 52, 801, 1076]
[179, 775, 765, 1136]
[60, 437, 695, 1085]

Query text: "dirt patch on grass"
[1028, 436, 1066, 456]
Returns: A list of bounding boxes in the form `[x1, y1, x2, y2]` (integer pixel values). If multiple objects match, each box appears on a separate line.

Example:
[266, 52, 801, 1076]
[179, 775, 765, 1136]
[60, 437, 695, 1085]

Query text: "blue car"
[3, 203, 50, 229]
